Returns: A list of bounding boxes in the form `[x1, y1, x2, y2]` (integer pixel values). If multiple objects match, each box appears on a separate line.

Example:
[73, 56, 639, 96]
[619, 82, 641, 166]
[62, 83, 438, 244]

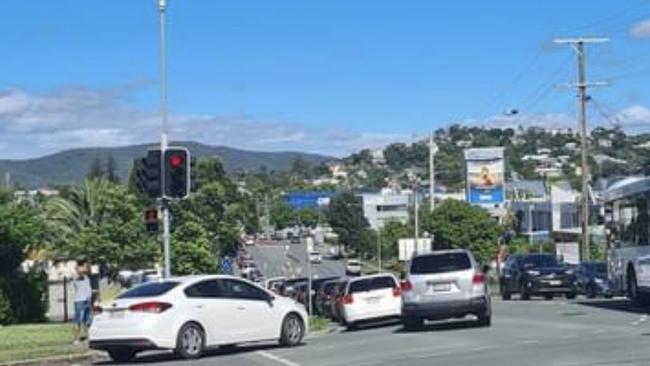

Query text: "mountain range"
[0, 142, 334, 188]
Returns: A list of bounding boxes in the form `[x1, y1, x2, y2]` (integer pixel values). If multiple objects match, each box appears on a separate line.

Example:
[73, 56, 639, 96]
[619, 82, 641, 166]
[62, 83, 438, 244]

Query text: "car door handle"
[237, 306, 246, 310]
[195, 305, 204, 309]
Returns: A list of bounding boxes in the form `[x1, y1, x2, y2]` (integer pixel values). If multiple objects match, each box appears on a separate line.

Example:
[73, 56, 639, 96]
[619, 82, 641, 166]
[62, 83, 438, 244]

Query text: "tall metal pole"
[577, 41, 590, 262]
[377, 229, 382, 270]
[414, 181, 419, 242]
[429, 134, 437, 212]
[554, 37, 608, 263]
[159, 0, 171, 278]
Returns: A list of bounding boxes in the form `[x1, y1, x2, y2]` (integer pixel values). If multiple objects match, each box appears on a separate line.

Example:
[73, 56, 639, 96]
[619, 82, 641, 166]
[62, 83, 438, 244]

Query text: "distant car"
[240, 263, 258, 278]
[315, 280, 339, 316]
[331, 280, 350, 322]
[309, 251, 322, 264]
[245, 238, 255, 246]
[500, 254, 576, 301]
[574, 261, 613, 298]
[346, 259, 362, 276]
[265, 277, 287, 293]
[339, 273, 402, 330]
[401, 250, 491, 330]
[290, 236, 301, 244]
[89, 275, 308, 363]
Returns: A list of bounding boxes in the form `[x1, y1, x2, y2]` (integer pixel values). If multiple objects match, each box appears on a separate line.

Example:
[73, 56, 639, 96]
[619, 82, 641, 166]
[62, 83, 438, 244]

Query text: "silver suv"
[401, 249, 491, 330]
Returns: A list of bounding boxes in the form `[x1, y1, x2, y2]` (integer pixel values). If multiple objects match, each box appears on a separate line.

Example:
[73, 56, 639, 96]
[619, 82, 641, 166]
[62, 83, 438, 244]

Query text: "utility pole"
[414, 179, 420, 242]
[158, 0, 171, 278]
[554, 37, 609, 262]
[377, 229, 382, 270]
[429, 134, 438, 212]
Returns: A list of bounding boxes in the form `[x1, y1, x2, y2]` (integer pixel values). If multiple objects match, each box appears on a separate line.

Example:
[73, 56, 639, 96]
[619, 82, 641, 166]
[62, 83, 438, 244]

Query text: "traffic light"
[163, 147, 190, 199]
[145, 208, 159, 233]
[135, 149, 161, 198]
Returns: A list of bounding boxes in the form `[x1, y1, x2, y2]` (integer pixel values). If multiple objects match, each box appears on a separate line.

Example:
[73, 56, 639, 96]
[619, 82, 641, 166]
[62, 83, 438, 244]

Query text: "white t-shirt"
[73, 275, 92, 303]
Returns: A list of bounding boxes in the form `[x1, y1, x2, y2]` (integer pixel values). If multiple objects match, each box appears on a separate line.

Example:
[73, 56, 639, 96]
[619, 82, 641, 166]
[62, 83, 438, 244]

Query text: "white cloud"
[615, 105, 650, 126]
[0, 83, 408, 159]
[630, 18, 650, 39]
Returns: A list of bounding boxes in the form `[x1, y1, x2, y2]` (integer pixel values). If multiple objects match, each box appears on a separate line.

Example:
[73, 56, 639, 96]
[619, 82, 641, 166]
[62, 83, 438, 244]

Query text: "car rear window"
[349, 276, 396, 293]
[410, 253, 471, 274]
[118, 281, 179, 299]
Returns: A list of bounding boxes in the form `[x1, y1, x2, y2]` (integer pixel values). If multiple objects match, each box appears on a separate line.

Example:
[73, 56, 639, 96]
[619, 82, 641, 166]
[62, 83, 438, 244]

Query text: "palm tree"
[45, 179, 111, 243]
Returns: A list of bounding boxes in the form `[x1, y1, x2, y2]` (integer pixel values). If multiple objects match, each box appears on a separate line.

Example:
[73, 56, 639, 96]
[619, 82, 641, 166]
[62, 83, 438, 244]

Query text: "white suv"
[339, 273, 402, 330]
[401, 249, 491, 330]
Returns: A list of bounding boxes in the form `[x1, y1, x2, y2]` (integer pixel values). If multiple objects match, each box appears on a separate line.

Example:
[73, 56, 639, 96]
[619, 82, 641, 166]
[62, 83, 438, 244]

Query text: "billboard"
[398, 238, 432, 261]
[464, 148, 505, 206]
[283, 191, 333, 209]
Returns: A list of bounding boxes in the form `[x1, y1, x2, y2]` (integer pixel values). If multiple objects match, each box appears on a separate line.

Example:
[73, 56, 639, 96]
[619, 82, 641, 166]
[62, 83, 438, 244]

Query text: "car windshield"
[349, 276, 395, 293]
[118, 281, 179, 299]
[521, 255, 559, 269]
[410, 253, 471, 274]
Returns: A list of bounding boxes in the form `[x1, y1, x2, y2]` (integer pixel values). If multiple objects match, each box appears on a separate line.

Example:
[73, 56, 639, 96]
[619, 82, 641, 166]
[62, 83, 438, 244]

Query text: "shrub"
[0, 289, 12, 325]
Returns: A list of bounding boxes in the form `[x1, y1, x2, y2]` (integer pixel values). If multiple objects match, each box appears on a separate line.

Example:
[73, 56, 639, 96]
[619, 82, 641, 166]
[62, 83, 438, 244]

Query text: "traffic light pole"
[159, 0, 171, 278]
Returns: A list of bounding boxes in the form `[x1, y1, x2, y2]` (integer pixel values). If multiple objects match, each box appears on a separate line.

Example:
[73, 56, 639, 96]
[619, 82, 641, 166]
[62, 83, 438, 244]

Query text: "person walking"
[72, 258, 93, 344]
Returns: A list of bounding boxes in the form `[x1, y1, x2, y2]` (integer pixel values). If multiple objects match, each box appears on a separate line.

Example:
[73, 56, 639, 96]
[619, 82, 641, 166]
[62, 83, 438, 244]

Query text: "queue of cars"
[90, 246, 616, 363]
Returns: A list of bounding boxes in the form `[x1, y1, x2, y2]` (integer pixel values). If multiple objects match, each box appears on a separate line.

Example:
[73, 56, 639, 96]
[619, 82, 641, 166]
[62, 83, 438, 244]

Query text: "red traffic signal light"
[168, 154, 184, 169]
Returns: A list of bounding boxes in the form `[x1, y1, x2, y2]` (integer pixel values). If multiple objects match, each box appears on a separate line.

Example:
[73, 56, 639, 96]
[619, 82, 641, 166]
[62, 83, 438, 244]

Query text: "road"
[246, 240, 345, 280]
[90, 298, 650, 366]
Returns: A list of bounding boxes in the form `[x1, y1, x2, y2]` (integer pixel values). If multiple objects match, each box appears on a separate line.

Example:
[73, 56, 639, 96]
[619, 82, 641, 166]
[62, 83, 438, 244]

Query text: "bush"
[0, 270, 48, 324]
[0, 289, 11, 325]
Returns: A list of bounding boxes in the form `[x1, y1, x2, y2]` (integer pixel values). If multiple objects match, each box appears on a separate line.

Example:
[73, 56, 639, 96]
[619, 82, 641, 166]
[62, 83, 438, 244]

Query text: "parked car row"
[499, 254, 612, 300]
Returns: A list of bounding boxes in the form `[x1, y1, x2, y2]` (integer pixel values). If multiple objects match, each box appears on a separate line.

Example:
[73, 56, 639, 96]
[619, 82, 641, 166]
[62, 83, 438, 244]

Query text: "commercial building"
[360, 190, 411, 230]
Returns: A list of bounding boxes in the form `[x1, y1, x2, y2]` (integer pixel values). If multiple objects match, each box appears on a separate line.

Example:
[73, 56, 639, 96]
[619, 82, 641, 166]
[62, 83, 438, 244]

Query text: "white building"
[360, 190, 411, 230]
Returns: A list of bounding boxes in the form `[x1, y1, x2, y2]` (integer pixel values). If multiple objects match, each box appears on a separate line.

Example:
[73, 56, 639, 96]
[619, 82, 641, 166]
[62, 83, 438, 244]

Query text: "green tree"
[171, 221, 218, 275]
[87, 157, 105, 180]
[296, 208, 320, 228]
[421, 199, 499, 262]
[106, 153, 120, 183]
[379, 221, 412, 259]
[270, 200, 296, 230]
[45, 179, 158, 269]
[328, 192, 369, 253]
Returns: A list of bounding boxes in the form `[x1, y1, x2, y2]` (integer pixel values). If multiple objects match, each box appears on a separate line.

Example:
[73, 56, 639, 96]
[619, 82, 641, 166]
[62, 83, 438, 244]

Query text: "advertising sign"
[464, 148, 505, 206]
[398, 238, 432, 261]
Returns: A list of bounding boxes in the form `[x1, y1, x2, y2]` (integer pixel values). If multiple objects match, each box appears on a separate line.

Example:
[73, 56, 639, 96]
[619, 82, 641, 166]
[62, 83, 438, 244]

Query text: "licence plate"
[366, 297, 381, 304]
[109, 311, 125, 319]
[548, 280, 562, 286]
[431, 283, 451, 292]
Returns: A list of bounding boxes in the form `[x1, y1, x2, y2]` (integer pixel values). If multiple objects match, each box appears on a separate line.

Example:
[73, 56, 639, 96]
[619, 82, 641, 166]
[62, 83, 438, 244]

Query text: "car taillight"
[400, 280, 413, 292]
[93, 305, 103, 315]
[128, 302, 172, 313]
[342, 294, 354, 305]
[472, 272, 486, 284]
[392, 287, 401, 297]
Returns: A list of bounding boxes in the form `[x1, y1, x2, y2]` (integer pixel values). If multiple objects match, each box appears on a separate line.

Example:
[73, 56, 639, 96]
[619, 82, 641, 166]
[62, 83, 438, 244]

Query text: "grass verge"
[0, 323, 87, 364]
[309, 317, 332, 332]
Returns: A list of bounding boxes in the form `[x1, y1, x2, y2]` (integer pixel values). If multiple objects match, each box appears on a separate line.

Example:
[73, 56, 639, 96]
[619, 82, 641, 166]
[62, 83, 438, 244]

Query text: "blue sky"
[1, 0, 650, 158]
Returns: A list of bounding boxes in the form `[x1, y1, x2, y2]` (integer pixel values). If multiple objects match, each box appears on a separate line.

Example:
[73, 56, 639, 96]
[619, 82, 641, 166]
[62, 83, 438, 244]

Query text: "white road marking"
[632, 314, 648, 325]
[256, 351, 302, 366]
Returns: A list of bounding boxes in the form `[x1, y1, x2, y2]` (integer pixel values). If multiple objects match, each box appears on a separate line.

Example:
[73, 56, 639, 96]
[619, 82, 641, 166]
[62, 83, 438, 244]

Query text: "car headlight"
[527, 270, 540, 276]
[564, 269, 574, 275]
[594, 278, 604, 284]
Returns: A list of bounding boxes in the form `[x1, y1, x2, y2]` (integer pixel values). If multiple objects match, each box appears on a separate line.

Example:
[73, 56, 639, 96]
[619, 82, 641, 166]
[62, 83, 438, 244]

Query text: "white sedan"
[89, 275, 308, 362]
[339, 273, 402, 330]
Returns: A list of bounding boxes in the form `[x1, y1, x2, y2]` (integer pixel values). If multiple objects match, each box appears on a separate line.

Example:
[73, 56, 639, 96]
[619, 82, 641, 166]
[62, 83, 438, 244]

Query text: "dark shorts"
[74, 300, 92, 326]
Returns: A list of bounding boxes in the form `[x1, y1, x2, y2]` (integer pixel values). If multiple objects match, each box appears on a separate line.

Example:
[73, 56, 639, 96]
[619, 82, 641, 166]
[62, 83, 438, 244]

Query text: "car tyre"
[520, 282, 530, 301]
[477, 312, 491, 327]
[587, 284, 597, 299]
[402, 316, 423, 331]
[544, 294, 553, 300]
[566, 292, 576, 300]
[280, 313, 304, 347]
[346, 322, 357, 332]
[107, 348, 137, 363]
[500, 283, 511, 300]
[175, 322, 205, 360]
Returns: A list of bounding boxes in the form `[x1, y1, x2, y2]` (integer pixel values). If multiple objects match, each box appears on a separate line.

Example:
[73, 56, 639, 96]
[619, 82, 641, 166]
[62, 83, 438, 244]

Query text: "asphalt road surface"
[89, 298, 650, 366]
[246, 240, 345, 280]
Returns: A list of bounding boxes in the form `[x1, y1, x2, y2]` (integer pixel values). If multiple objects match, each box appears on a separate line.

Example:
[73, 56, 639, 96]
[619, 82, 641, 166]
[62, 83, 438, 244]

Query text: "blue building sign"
[283, 191, 333, 209]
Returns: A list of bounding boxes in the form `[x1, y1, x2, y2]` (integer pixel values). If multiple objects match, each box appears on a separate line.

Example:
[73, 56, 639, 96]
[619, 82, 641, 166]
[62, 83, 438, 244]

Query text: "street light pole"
[158, 0, 171, 278]
[429, 133, 438, 212]
[377, 229, 382, 270]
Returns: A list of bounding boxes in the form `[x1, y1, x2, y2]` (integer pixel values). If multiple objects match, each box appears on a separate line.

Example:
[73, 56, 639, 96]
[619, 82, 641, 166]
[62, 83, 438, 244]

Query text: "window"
[184, 280, 223, 298]
[223, 279, 269, 301]
[410, 253, 471, 274]
[614, 192, 650, 247]
[521, 255, 559, 269]
[118, 281, 179, 299]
